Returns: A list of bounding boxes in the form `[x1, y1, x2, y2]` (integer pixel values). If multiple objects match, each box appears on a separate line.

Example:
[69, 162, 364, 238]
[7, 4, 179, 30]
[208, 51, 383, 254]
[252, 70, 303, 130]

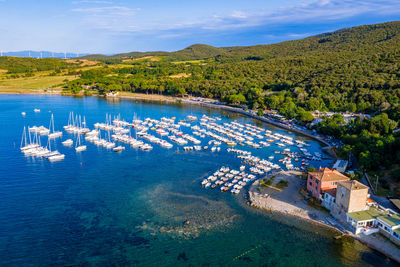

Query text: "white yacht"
[140, 143, 153, 151]
[48, 154, 65, 161]
[113, 146, 125, 152]
[20, 126, 39, 152]
[62, 139, 73, 146]
[48, 114, 63, 139]
[75, 133, 87, 152]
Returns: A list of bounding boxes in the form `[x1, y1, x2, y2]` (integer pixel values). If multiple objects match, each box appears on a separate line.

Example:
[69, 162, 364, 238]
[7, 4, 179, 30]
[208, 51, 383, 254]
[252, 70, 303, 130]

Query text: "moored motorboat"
[48, 153, 65, 161]
[113, 145, 125, 152]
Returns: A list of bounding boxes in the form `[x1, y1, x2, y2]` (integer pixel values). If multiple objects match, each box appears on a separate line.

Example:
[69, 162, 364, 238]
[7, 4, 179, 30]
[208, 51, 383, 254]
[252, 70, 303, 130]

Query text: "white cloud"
[72, 0, 113, 4]
[190, 0, 400, 31]
[70, 0, 400, 39]
[230, 10, 247, 19]
[72, 6, 138, 16]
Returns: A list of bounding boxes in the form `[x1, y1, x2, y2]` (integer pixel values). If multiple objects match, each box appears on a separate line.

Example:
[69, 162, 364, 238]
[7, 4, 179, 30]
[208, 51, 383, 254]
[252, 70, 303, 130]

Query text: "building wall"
[306, 173, 320, 199]
[322, 193, 335, 210]
[332, 184, 350, 218]
[333, 183, 368, 215]
[307, 173, 348, 200]
[348, 188, 369, 212]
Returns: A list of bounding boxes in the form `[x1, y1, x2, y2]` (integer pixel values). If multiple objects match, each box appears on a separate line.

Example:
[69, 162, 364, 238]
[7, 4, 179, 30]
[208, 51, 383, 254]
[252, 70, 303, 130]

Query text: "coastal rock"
[136, 184, 240, 238]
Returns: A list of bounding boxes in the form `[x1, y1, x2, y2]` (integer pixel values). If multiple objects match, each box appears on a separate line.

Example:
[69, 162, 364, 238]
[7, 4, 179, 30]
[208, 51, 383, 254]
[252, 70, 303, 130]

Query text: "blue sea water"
[0, 94, 396, 266]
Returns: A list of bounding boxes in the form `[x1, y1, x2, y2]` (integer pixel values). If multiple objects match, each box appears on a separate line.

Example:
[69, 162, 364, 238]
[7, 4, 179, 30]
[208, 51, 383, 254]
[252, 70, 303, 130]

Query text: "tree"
[177, 86, 186, 97]
[296, 108, 314, 122]
[347, 103, 357, 113]
[227, 93, 247, 105]
[107, 84, 122, 91]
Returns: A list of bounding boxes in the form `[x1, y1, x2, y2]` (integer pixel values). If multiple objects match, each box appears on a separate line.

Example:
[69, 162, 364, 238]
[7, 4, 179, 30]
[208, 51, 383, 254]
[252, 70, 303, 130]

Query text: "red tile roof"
[309, 168, 350, 182]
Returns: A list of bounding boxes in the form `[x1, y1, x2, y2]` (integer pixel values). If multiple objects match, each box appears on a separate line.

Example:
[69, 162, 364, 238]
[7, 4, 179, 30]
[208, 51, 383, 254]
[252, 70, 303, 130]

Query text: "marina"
[0, 95, 391, 266]
[19, 111, 326, 171]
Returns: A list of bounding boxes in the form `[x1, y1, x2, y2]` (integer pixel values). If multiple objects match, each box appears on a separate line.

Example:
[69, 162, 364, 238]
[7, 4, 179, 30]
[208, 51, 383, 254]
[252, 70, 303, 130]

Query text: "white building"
[322, 189, 336, 211]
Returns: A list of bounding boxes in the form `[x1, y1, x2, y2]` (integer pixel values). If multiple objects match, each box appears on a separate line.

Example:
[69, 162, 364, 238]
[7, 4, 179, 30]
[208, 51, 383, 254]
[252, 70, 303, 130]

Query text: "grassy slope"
[0, 60, 104, 93]
[0, 74, 75, 92]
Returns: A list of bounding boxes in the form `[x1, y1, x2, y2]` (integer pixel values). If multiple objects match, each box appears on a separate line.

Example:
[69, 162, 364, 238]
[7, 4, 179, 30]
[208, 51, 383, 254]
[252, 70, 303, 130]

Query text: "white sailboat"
[20, 126, 39, 152]
[45, 138, 63, 159]
[64, 112, 74, 132]
[48, 114, 63, 139]
[75, 132, 87, 152]
[48, 153, 65, 161]
[105, 130, 115, 149]
[24, 131, 45, 156]
[62, 139, 73, 146]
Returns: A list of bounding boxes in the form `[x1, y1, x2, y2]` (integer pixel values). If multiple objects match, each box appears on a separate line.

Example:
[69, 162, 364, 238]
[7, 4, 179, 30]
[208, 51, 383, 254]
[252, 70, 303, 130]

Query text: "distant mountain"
[81, 21, 400, 61]
[0, 51, 89, 59]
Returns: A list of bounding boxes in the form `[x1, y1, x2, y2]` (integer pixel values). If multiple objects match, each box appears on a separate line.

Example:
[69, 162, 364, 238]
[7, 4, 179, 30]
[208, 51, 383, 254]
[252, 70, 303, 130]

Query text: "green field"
[0, 74, 77, 92]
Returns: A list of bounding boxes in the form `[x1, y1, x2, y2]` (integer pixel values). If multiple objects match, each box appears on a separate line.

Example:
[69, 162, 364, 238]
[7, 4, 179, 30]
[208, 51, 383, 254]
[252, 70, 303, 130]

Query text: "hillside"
[0, 57, 77, 73]
[73, 21, 400, 112]
[81, 21, 400, 61]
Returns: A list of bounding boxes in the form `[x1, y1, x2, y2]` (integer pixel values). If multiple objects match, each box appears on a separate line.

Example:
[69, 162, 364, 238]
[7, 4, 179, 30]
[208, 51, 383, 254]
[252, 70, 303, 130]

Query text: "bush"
[276, 179, 289, 189]
[260, 178, 272, 187]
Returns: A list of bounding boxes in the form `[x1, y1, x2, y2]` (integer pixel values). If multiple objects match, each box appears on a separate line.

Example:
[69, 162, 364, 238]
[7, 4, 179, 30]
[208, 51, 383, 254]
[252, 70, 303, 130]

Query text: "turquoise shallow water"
[0, 95, 396, 266]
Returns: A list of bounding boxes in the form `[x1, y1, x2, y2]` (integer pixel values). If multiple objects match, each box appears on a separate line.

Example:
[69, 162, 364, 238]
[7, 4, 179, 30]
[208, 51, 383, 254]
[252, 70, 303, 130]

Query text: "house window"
[309, 182, 312, 186]
[316, 180, 319, 185]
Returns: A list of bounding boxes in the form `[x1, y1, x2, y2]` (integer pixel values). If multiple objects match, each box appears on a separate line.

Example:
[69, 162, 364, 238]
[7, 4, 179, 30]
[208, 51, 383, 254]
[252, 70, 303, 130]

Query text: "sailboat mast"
[47, 135, 51, 151]
[21, 126, 26, 148]
[36, 132, 41, 146]
[28, 127, 32, 145]
[76, 132, 81, 147]
[52, 114, 55, 133]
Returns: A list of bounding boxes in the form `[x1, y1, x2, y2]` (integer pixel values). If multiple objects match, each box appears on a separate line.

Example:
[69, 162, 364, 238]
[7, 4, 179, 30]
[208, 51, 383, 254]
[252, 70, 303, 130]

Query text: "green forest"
[2, 21, 400, 190]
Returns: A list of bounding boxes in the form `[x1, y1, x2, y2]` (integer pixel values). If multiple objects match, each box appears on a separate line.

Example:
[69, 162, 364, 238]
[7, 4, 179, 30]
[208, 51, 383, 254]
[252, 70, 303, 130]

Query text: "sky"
[0, 0, 399, 54]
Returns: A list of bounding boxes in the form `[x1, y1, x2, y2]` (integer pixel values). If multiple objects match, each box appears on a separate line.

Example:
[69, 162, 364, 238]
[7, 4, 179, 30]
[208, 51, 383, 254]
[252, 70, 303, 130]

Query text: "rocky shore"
[247, 171, 343, 233]
[247, 171, 400, 263]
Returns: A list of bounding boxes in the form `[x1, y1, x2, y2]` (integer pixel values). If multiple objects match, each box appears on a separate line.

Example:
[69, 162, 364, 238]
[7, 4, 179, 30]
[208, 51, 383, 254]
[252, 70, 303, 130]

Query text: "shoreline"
[247, 173, 345, 234]
[1, 90, 334, 150]
[247, 172, 400, 263]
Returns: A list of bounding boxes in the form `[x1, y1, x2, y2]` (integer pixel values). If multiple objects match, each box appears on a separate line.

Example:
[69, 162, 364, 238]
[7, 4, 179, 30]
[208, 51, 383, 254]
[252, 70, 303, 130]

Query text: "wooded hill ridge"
[81, 21, 400, 61]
